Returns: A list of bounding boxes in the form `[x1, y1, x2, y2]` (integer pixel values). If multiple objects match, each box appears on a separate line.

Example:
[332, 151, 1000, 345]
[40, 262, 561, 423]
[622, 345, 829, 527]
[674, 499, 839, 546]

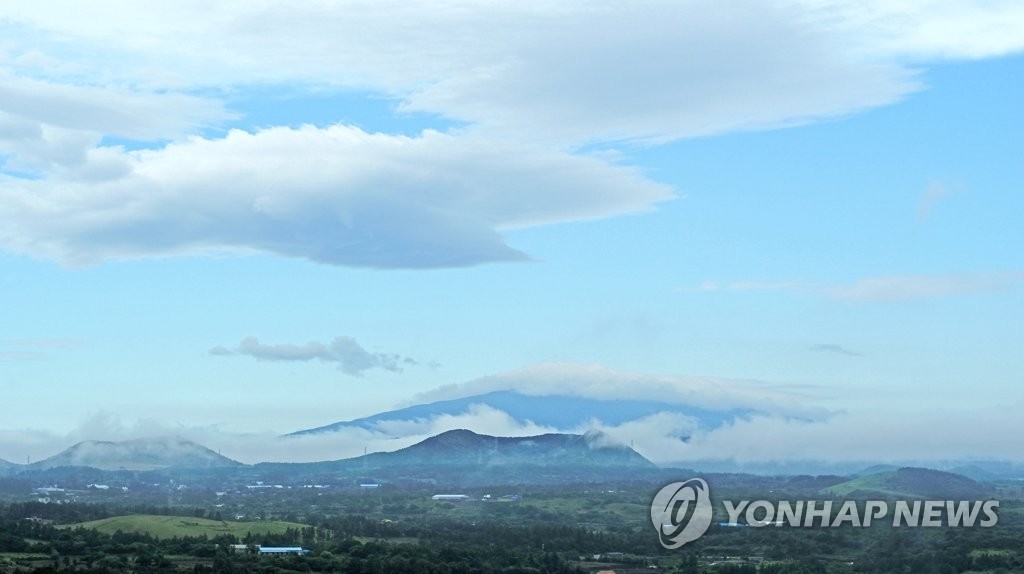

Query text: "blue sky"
[0, 2, 1022, 464]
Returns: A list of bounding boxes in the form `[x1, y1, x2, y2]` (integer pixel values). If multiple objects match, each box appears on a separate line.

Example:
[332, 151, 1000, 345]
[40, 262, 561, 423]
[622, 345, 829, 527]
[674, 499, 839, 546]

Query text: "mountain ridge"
[257, 428, 656, 485]
[31, 436, 243, 471]
[288, 390, 748, 436]
[363, 428, 655, 467]
[825, 467, 989, 499]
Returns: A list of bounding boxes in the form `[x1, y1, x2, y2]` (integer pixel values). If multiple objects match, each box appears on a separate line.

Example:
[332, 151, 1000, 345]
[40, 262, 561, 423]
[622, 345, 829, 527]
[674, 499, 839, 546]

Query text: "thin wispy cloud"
[412, 362, 828, 419]
[827, 272, 1024, 301]
[680, 280, 813, 293]
[0, 76, 230, 140]
[0, 351, 45, 361]
[917, 181, 958, 220]
[810, 344, 863, 357]
[0, 338, 84, 360]
[0, 338, 85, 348]
[685, 271, 1024, 301]
[211, 336, 416, 377]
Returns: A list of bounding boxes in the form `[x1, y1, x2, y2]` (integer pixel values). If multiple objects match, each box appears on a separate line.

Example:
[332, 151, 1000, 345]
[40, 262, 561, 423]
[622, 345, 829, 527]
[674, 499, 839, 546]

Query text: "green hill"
[64, 515, 308, 539]
[257, 429, 656, 485]
[824, 467, 988, 499]
[368, 429, 655, 468]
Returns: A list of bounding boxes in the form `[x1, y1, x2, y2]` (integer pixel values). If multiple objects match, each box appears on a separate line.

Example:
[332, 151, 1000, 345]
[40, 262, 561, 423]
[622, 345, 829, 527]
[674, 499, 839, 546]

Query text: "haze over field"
[1, 2, 1021, 467]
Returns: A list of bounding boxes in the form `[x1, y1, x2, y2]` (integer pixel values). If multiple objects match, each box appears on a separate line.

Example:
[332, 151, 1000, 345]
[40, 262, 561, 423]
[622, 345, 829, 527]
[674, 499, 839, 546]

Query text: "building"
[259, 547, 310, 556]
[229, 545, 310, 556]
[431, 494, 470, 501]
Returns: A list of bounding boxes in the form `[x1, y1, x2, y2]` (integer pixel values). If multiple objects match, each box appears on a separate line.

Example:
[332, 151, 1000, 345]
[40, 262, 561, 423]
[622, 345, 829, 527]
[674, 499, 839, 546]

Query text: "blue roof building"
[258, 547, 310, 555]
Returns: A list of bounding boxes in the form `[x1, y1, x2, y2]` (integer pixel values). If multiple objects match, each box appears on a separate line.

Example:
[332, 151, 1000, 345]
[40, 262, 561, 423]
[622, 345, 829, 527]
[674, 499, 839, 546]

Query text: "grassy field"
[62, 514, 309, 539]
[824, 472, 902, 497]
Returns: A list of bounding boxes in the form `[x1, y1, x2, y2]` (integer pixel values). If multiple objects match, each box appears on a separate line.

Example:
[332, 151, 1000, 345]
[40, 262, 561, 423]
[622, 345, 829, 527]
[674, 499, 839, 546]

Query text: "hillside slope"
[32, 436, 243, 471]
[825, 467, 989, 499]
[290, 390, 747, 436]
[258, 429, 655, 485]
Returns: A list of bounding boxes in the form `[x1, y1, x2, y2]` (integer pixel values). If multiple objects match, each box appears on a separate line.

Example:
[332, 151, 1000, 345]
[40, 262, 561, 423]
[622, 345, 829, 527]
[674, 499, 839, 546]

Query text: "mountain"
[852, 464, 900, 476]
[824, 467, 989, 499]
[258, 429, 656, 485]
[943, 461, 1024, 482]
[657, 458, 1024, 479]
[950, 464, 1010, 482]
[289, 390, 749, 436]
[0, 457, 18, 475]
[31, 436, 243, 471]
[360, 428, 654, 468]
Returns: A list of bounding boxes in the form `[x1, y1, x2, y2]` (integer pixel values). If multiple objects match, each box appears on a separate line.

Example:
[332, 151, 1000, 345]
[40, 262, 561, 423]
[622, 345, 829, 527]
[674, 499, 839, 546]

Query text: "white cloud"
[579, 411, 703, 450]
[801, 0, 1024, 60]
[0, 351, 44, 361]
[827, 272, 1024, 301]
[398, 2, 919, 145]
[918, 181, 956, 220]
[668, 404, 1024, 464]
[0, 126, 672, 267]
[0, 75, 228, 140]
[685, 271, 1024, 301]
[213, 335, 417, 377]
[517, 403, 1024, 465]
[0, 2, 1021, 268]
[0, 74, 228, 179]
[8, 2, 1020, 144]
[0, 407, 559, 465]
[2, 2, 922, 145]
[809, 343, 864, 357]
[0, 337, 84, 361]
[679, 280, 813, 293]
[369, 403, 557, 439]
[412, 362, 825, 419]
[7, 401, 1022, 466]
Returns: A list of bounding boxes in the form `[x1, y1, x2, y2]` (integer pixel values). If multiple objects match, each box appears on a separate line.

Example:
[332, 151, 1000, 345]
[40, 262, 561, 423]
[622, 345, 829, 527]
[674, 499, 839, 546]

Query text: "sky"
[0, 1, 1022, 465]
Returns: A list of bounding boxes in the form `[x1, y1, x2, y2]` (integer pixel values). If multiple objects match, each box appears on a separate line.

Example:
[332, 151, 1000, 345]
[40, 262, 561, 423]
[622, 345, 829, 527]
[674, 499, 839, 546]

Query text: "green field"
[62, 514, 309, 539]
[824, 472, 903, 497]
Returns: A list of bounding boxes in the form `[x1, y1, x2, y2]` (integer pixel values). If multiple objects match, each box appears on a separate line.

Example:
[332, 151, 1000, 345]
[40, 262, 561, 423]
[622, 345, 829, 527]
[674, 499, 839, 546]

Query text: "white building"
[431, 494, 470, 501]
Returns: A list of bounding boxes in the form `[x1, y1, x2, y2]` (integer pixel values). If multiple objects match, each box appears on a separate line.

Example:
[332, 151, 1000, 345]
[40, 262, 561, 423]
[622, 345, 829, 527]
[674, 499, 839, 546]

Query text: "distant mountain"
[949, 465, 1002, 482]
[289, 390, 749, 436]
[0, 457, 18, 475]
[852, 464, 900, 476]
[258, 429, 655, 485]
[943, 461, 1024, 482]
[825, 467, 989, 499]
[361, 428, 653, 468]
[32, 437, 243, 471]
[675, 459, 876, 477]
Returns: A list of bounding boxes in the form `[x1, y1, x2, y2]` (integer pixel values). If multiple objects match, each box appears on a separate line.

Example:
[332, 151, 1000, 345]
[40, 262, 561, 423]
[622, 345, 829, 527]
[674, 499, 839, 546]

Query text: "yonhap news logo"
[650, 478, 714, 549]
[650, 477, 1000, 549]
